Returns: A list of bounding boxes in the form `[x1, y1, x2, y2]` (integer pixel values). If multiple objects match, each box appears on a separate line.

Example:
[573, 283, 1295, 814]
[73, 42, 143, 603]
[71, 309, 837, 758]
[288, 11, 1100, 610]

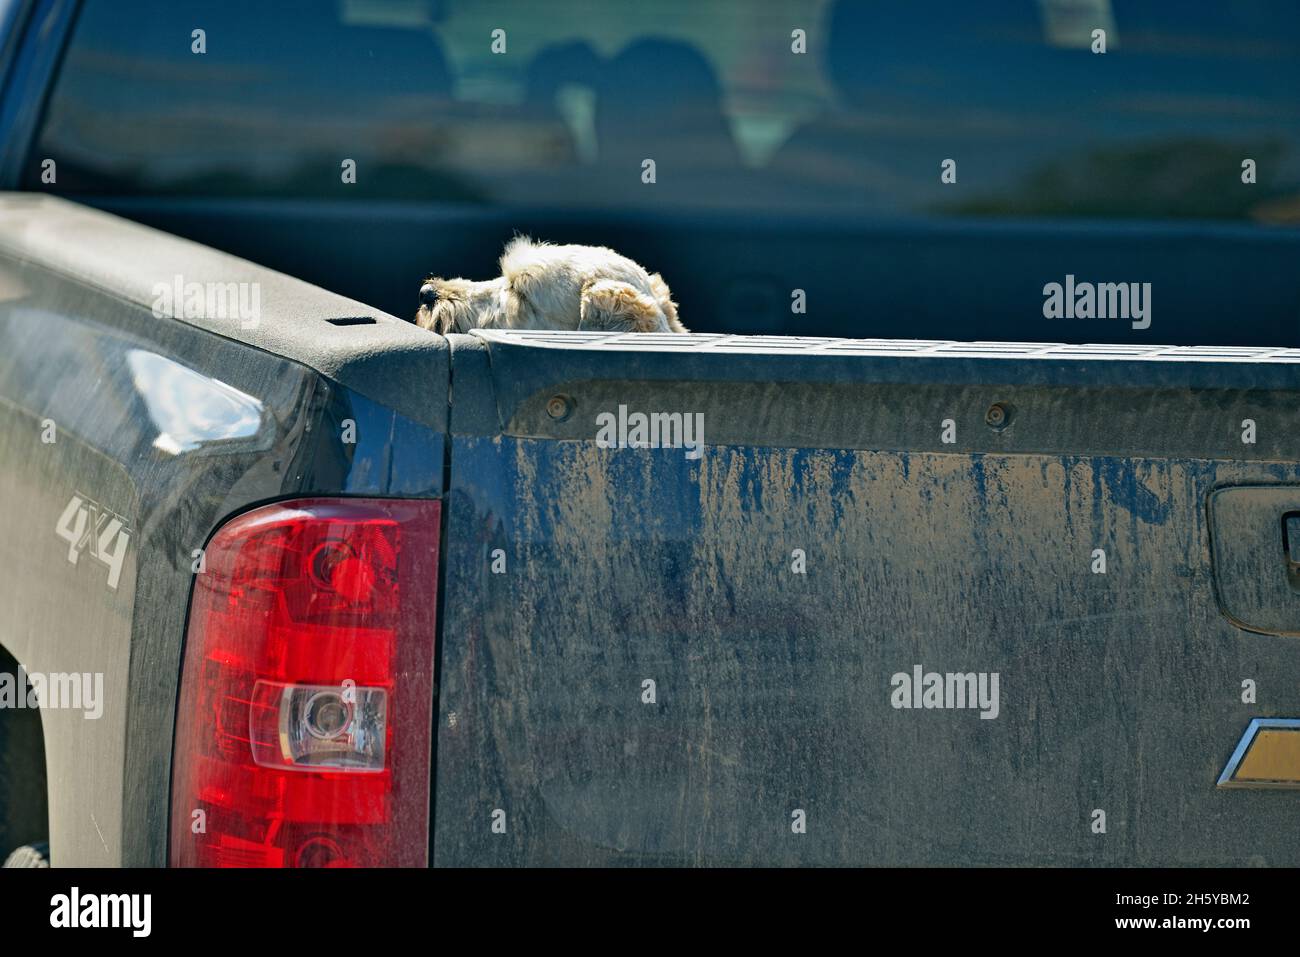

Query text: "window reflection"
[126, 349, 264, 455]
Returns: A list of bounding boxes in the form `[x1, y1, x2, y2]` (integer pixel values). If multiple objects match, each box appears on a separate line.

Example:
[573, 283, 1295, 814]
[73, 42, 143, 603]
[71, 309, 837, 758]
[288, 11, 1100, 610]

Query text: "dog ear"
[647, 273, 687, 333]
[579, 279, 666, 332]
[499, 236, 547, 304]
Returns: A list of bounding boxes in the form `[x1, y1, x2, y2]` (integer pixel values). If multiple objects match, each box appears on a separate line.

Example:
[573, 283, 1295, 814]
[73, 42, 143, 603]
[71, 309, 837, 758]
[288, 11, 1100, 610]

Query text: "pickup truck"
[1, 0, 1299, 868]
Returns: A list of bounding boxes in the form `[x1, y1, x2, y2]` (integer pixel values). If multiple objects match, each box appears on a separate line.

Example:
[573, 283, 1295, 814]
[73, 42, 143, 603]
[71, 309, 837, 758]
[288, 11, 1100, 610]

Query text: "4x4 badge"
[55, 492, 131, 590]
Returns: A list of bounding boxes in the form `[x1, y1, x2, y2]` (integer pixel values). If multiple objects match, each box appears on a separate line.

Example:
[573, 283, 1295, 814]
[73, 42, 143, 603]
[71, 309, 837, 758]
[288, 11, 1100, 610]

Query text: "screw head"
[546, 394, 572, 420]
[985, 402, 1011, 430]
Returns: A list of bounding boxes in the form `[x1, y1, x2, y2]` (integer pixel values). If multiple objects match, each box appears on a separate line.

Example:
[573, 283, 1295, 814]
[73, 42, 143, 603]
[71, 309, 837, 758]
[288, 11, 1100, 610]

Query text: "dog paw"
[579, 280, 666, 333]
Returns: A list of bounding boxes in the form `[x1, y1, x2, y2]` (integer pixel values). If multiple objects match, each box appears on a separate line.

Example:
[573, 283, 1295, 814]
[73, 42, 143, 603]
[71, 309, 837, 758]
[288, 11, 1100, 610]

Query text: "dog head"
[416, 277, 507, 333]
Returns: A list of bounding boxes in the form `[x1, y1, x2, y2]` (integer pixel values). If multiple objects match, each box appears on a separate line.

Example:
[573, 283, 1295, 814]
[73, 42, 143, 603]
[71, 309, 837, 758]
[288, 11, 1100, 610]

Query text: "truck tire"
[0, 657, 49, 860]
[2, 842, 50, 867]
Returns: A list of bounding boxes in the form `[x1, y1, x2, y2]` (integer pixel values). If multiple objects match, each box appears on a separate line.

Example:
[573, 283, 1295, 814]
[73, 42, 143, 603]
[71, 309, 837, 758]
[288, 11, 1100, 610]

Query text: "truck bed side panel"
[0, 194, 448, 865]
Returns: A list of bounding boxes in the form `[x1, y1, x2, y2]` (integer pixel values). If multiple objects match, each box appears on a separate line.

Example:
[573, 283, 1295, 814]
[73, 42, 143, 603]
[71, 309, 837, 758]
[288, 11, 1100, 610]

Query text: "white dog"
[416, 237, 687, 334]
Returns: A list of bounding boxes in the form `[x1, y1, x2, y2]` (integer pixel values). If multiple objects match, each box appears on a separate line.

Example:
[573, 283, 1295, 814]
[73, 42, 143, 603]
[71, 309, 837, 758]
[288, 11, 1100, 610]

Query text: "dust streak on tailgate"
[434, 332, 1300, 866]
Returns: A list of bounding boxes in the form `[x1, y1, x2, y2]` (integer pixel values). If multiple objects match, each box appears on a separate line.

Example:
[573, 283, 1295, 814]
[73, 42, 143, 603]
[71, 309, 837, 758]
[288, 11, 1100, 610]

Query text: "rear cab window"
[24, 0, 1300, 342]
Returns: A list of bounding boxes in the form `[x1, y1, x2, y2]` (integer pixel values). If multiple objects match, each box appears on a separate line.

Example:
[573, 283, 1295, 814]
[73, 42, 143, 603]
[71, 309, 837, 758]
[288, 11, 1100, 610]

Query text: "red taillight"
[169, 498, 440, 867]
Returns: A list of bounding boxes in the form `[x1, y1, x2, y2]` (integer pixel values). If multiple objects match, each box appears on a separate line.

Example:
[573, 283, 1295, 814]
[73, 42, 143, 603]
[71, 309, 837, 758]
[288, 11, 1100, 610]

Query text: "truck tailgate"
[433, 331, 1300, 866]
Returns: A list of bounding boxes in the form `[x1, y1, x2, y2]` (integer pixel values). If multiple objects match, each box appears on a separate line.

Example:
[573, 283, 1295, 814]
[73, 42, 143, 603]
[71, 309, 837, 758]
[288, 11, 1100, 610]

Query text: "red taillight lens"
[169, 498, 440, 867]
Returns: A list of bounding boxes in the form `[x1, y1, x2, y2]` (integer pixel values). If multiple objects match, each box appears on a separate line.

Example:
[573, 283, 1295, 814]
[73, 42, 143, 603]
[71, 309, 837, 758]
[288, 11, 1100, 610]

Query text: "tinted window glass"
[29, 0, 1300, 225]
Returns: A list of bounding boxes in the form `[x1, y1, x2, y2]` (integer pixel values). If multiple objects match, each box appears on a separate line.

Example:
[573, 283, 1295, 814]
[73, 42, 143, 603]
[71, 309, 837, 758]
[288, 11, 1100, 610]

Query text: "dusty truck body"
[2, 0, 1300, 869]
[1, 194, 1299, 866]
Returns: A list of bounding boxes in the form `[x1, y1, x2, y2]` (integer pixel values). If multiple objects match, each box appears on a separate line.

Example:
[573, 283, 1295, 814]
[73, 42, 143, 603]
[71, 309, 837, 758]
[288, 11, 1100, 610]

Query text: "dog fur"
[416, 237, 687, 334]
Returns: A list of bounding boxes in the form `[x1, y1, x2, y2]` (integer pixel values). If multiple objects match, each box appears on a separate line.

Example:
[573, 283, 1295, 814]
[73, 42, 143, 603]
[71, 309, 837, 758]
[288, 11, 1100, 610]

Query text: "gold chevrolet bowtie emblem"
[1218, 719, 1300, 789]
